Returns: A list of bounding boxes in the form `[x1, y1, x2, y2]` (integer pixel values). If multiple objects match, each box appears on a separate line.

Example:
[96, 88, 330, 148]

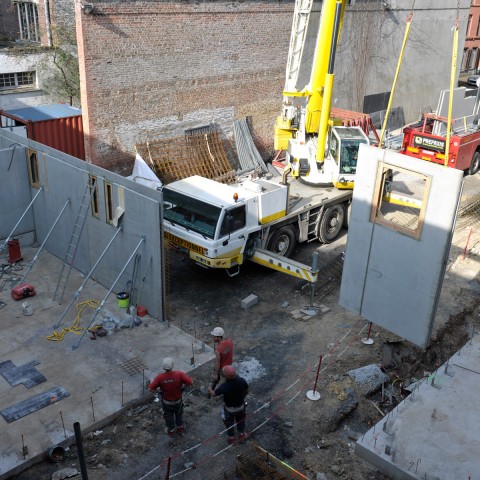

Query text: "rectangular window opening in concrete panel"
[89, 175, 99, 218]
[104, 181, 114, 225]
[370, 163, 431, 240]
[27, 149, 40, 189]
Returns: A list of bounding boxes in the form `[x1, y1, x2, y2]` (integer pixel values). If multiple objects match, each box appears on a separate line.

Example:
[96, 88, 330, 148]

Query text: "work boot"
[227, 436, 236, 445]
[238, 432, 248, 442]
[165, 427, 176, 437]
[177, 424, 186, 434]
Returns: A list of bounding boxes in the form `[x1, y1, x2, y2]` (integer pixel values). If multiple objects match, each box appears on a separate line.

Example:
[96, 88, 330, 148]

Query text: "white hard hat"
[163, 357, 174, 371]
[211, 327, 224, 337]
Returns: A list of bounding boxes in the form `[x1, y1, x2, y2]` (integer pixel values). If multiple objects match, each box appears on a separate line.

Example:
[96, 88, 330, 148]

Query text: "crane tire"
[469, 152, 480, 175]
[267, 225, 297, 258]
[318, 204, 345, 244]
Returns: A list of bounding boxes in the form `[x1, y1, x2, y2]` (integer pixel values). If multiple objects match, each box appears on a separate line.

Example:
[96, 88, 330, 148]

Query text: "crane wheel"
[468, 152, 480, 175]
[267, 226, 297, 258]
[318, 204, 345, 244]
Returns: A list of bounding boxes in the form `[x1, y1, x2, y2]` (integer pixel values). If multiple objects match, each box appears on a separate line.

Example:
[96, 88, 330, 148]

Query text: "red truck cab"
[400, 113, 480, 175]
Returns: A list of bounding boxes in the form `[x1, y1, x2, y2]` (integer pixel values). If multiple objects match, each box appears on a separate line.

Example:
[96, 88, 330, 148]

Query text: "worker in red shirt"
[148, 357, 193, 437]
[210, 327, 234, 390]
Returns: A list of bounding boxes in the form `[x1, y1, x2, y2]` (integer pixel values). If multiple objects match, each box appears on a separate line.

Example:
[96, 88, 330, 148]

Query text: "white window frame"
[0, 71, 36, 91]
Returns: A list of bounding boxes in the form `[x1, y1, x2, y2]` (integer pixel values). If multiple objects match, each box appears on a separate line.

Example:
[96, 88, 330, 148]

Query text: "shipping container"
[0, 104, 85, 160]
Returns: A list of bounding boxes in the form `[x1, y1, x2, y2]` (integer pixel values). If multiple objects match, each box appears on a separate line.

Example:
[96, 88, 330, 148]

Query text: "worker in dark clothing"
[208, 365, 248, 444]
[210, 326, 234, 390]
[149, 357, 193, 437]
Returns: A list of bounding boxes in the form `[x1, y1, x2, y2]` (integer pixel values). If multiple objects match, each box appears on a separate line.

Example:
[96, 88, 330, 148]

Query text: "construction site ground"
[10, 174, 480, 480]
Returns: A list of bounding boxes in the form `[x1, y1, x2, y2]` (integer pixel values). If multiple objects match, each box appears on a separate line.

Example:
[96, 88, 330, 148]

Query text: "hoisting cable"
[445, 2, 460, 166]
[379, 0, 416, 148]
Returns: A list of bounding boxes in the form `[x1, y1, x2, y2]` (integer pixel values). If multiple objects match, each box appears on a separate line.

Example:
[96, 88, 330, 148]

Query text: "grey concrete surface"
[0, 247, 214, 479]
[356, 334, 480, 479]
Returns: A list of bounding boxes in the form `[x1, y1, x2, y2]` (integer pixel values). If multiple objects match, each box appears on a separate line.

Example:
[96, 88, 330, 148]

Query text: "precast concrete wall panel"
[339, 144, 463, 348]
[0, 146, 35, 242]
[0, 129, 164, 320]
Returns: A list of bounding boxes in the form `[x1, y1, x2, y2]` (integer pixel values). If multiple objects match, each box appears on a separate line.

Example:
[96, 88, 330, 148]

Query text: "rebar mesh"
[135, 131, 236, 186]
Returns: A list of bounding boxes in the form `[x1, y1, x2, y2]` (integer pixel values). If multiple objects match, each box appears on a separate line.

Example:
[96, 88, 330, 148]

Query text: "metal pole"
[54, 226, 123, 329]
[74, 422, 89, 480]
[72, 236, 145, 350]
[165, 456, 171, 480]
[312, 354, 323, 393]
[19, 199, 71, 284]
[0, 185, 44, 252]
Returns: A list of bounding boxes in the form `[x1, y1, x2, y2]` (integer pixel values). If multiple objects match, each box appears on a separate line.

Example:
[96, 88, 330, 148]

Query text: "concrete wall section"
[334, 0, 471, 121]
[0, 128, 164, 320]
[0, 146, 35, 242]
[339, 145, 463, 348]
[355, 336, 480, 479]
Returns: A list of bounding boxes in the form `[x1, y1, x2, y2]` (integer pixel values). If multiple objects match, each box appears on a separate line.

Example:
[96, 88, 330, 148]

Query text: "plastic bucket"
[117, 292, 129, 308]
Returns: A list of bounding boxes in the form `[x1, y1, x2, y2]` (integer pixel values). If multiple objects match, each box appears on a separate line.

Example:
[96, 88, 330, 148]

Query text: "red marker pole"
[307, 355, 323, 401]
[362, 322, 374, 345]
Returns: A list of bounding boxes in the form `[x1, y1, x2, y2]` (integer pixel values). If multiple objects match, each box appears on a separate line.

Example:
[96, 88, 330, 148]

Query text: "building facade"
[75, 0, 470, 174]
[462, 0, 480, 73]
[0, 0, 77, 110]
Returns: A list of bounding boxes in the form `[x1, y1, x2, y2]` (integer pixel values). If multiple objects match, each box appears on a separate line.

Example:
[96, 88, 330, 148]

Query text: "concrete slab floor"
[355, 333, 480, 480]
[0, 246, 214, 479]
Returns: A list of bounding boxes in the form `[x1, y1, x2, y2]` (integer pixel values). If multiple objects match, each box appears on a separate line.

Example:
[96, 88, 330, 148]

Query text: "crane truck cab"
[162, 173, 352, 276]
[162, 175, 291, 270]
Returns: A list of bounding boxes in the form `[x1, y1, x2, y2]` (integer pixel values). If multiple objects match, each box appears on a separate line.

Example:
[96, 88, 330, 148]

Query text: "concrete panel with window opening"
[339, 144, 464, 348]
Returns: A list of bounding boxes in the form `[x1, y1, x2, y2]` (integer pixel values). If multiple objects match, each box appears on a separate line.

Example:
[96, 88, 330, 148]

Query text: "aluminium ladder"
[53, 183, 94, 304]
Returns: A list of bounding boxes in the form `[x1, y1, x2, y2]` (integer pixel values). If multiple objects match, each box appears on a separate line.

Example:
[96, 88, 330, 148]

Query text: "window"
[219, 206, 246, 237]
[27, 149, 40, 189]
[370, 163, 431, 240]
[461, 48, 471, 72]
[104, 182, 114, 224]
[477, 17, 480, 37]
[0, 72, 36, 91]
[467, 14, 472, 37]
[469, 48, 479, 71]
[15, 1, 40, 42]
[89, 176, 99, 218]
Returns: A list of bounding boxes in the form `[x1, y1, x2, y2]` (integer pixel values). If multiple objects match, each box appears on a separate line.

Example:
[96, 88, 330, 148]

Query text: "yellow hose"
[47, 299, 99, 341]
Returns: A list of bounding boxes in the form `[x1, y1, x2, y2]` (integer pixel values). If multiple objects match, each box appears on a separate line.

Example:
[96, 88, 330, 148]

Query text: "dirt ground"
[12, 177, 480, 480]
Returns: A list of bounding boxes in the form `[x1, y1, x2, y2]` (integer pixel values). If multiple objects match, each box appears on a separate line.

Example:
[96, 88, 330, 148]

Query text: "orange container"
[137, 305, 147, 317]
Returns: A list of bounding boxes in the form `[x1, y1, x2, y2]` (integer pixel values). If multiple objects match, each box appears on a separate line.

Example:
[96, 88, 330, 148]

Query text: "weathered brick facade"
[0, 1, 19, 41]
[77, 0, 471, 174]
[77, 0, 292, 173]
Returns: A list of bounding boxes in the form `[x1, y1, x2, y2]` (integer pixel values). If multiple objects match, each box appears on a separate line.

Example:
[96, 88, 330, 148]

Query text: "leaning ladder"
[53, 183, 94, 304]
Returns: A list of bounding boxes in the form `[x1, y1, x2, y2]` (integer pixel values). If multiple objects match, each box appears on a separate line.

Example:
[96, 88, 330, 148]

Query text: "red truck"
[400, 113, 480, 175]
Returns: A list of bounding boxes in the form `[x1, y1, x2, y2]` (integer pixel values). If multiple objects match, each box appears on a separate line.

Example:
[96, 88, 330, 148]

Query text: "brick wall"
[77, 0, 292, 173]
[0, 1, 19, 41]
[77, 0, 470, 174]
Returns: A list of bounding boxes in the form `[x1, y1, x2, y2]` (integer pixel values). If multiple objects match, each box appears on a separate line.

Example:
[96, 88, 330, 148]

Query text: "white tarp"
[129, 153, 162, 190]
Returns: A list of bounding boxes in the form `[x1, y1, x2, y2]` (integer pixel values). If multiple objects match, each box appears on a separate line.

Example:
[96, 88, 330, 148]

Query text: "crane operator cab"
[288, 125, 369, 189]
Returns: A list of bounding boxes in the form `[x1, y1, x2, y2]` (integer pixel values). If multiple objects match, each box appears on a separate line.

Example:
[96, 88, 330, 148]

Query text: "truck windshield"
[163, 188, 221, 239]
[339, 139, 368, 175]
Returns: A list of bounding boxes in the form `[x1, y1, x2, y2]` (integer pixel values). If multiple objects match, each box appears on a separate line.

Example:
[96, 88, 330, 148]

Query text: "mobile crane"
[274, 0, 374, 188]
[161, 0, 367, 280]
